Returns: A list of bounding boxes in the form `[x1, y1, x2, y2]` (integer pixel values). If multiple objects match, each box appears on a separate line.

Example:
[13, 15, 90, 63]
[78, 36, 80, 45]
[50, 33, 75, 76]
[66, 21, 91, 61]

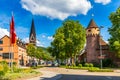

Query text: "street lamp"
[99, 26, 104, 69]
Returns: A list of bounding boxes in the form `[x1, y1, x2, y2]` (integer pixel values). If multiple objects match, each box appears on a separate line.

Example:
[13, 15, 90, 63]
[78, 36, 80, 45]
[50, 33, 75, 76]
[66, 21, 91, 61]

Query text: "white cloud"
[21, 0, 92, 20]
[42, 35, 46, 38]
[36, 40, 44, 47]
[105, 40, 109, 44]
[94, 0, 111, 5]
[22, 37, 29, 43]
[48, 36, 54, 41]
[0, 27, 9, 38]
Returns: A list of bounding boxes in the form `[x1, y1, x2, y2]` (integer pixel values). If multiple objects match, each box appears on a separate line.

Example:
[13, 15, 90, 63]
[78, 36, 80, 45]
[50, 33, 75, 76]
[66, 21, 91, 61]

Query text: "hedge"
[88, 68, 114, 72]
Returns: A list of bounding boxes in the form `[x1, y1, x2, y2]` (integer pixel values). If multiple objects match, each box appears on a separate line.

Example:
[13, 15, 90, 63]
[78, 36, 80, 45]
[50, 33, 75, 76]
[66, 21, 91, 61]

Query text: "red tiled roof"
[99, 37, 108, 45]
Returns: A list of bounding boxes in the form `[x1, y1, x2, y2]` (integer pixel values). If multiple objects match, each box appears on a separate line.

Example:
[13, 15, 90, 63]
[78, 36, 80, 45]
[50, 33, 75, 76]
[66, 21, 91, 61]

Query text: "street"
[59, 74, 120, 80]
[35, 67, 120, 80]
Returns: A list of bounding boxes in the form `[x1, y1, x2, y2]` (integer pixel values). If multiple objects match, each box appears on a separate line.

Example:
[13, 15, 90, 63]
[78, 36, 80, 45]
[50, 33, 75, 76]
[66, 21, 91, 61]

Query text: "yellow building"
[0, 35, 29, 66]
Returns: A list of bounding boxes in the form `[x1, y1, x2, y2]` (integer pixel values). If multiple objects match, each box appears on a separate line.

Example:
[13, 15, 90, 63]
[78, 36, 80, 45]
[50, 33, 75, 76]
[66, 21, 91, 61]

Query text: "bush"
[84, 63, 89, 67]
[84, 63, 93, 67]
[0, 71, 5, 77]
[78, 64, 82, 67]
[0, 61, 9, 76]
[88, 68, 113, 72]
[80, 61, 85, 66]
[3, 63, 9, 73]
[72, 64, 76, 67]
[89, 63, 93, 67]
[13, 62, 17, 66]
[75, 61, 79, 66]
[13, 66, 22, 73]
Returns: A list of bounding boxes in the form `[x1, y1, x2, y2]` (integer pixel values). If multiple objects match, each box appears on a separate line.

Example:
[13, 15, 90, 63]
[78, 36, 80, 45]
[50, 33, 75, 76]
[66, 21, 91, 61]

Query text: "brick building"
[79, 19, 112, 64]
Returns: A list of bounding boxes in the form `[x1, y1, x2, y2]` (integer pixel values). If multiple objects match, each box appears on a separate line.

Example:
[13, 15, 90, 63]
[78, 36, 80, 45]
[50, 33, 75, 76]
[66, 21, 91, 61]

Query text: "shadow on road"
[58, 74, 120, 80]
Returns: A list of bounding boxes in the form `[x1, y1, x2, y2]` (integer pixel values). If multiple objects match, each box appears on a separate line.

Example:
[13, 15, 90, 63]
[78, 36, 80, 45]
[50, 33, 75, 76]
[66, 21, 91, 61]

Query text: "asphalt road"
[59, 74, 120, 80]
[27, 67, 120, 80]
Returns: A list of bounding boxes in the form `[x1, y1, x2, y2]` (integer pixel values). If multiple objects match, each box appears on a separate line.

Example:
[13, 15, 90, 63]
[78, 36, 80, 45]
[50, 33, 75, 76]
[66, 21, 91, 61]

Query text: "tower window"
[88, 30, 91, 32]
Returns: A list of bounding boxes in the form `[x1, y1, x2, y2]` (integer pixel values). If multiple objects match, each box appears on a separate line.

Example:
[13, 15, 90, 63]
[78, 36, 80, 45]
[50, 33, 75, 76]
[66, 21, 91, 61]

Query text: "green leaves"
[27, 44, 53, 60]
[109, 7, 120, 58]
[50, 20, 86, 61]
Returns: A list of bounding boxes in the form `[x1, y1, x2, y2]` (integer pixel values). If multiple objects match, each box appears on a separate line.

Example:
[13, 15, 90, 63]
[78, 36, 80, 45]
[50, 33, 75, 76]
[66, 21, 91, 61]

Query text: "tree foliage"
[49, 20, 86, 63]
[108, 7, 120, 57]
[27, 44, 52, 60]
[26, 44, 36, 57]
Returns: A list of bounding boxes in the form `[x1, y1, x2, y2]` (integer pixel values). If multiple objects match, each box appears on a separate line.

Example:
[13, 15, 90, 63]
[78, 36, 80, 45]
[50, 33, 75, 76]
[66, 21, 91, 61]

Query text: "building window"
[0, 40, 3, 44]
[0, 47, 3, 51]
[0, 53, 2, 57]
[2, 53, 14, 59]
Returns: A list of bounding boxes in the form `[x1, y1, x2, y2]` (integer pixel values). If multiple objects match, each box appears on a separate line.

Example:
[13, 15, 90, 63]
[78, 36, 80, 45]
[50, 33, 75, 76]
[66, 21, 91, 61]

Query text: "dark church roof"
[87, 19, 99, 29]
[29, 19, 36, 38]
[29, 19, 36, 45]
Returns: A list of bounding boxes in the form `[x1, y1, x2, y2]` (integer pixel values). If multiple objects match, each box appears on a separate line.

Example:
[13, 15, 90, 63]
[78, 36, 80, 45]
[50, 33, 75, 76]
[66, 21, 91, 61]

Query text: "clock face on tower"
[30, 34, 35, 41]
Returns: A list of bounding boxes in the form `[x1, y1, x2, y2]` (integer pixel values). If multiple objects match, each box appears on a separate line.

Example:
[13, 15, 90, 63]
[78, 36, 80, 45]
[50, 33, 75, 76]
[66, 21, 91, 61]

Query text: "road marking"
[106, 76, 112, 79]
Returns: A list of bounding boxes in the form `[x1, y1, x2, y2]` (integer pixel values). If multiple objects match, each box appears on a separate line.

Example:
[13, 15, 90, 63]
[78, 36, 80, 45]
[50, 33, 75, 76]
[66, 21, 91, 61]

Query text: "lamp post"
[99, 26, 104, 69]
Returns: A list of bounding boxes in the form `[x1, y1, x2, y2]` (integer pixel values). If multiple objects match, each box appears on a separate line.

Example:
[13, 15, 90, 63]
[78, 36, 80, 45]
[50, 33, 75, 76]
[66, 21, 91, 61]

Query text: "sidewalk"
[26, 70, 62, 80]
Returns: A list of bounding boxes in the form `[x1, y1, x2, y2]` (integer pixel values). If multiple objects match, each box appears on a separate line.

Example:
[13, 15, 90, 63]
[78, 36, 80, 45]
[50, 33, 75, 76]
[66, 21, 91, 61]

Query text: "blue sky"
[0, 0, 119, 47]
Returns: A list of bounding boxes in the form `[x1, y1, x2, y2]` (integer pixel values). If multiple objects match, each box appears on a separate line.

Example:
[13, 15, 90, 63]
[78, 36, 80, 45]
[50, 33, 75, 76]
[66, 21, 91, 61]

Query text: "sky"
[0, 0, 120, 47]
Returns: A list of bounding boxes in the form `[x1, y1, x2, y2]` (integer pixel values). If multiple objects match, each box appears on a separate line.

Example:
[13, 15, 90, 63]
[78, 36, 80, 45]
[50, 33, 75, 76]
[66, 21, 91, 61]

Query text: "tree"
[27, 44, 53, 60]
[108, 7, 120, 58]
[35, 47, 43, 59]
[26, 44, 36, 57]
[50, 20, 86, 65]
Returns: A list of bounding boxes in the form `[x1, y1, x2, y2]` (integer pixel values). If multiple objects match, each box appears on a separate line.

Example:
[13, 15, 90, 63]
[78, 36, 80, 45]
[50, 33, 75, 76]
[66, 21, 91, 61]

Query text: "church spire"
[29, 19, 36, 46]
[87, 19, 98, 29]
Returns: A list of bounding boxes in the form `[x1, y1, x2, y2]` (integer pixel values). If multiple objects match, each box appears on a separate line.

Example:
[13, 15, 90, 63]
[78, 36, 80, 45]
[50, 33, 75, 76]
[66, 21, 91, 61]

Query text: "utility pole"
[99, 26, 104, 69]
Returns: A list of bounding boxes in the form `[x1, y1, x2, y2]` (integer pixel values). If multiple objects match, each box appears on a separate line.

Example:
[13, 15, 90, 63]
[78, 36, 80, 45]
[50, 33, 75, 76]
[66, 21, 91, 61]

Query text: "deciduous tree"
[108, 7, 120, 57]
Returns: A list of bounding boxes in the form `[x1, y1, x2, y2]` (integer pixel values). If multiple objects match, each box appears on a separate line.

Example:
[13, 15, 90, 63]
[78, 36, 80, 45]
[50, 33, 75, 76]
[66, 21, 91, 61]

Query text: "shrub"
[88, 68, 113, 72]
[13, 66, 22, 73]
[72, 64, 76, 67]
[0, 61, 9, 76]
[22, 68, 32, 73]
[75, 61, 79, 66]
[78, 64, 82, 67]
[80, 61, 85, 66]
[13, 62, 17, 66]
[84, 63, 89, 67]
[84, 63, 94, 67]
[3, 63, 9, 73]
[0, 71, 5, 77]
[89, 63, 94, 67]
